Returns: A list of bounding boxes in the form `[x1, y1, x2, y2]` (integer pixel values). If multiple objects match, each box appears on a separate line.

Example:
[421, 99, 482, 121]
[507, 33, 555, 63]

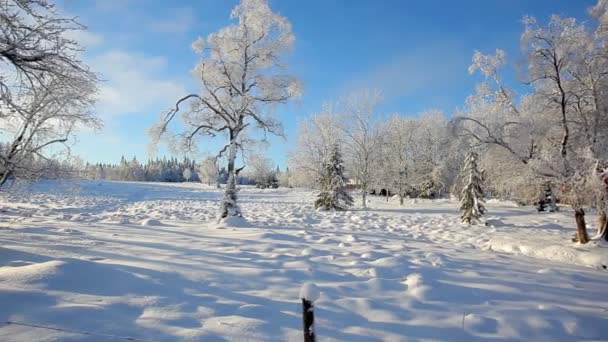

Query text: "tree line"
[290, 1, 608, 242]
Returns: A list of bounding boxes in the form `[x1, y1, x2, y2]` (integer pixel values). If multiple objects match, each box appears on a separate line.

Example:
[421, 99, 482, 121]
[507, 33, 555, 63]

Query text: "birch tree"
[150, 0, 301, 220]
[290, 110, 342, 188]
[379, 115, 417, 205]
[340, 90, 383, 208]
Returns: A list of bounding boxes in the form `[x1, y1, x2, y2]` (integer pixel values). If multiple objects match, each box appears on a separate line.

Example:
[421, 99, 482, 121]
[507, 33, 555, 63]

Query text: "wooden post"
[300, 282, 319, 342]
[575, 208, 589, 244]
[302, 298, 315, 342]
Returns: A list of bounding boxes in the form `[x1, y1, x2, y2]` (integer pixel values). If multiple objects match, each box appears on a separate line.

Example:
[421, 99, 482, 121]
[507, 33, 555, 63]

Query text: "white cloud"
[89, 50, 188, 118]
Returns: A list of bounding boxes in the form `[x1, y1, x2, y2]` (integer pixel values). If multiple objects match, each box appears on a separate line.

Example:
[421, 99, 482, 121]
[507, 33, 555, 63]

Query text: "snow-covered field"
[1, 180, 607, 341]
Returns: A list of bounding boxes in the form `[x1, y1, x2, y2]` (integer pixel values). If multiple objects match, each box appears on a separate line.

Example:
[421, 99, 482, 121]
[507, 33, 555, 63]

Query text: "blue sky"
[60, 0, 596, 167]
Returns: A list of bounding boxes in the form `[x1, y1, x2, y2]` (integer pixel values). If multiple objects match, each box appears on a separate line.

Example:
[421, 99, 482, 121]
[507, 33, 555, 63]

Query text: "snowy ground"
[0, 180, 607, 341]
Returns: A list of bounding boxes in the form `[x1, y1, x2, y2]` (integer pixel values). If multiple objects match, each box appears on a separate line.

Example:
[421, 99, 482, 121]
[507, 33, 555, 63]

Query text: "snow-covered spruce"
[459, 150, 486, 224]
[315, 145, 353, 211]
[218, 177, 242, 221]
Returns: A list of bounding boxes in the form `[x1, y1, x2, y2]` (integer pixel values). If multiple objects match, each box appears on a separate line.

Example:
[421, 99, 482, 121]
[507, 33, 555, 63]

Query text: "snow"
[0, 179, 607, 341]
[300, 282, 320, 302]
[216, 215, 251, 228]
[140, 218, 163, 226]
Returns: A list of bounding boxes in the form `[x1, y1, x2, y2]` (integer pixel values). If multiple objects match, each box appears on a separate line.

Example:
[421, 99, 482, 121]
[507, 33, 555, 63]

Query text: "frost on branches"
[0, 0, 100, 186]
[315, 145, 353, 211]
[459, 150, 486, 224]
[148, 0, 301, 221]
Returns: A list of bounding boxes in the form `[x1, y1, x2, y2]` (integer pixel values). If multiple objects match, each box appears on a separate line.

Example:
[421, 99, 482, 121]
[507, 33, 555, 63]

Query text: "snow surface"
[0, 180, 607, 341]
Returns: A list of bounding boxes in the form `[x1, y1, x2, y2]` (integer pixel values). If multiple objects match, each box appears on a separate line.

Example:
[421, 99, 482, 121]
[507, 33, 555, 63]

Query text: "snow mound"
[58, 228, 83, 234]
[403, 273, 430, 300]
[301, 248, 316, 256]
[463, 313, 498, 334]
[300, 282, 320, 302]
[140, 218, 163, 226]
[0, 258, 158, 296]
[360, 251, 389, 260]
[485, 218, 507, 227]
[486, 198, 519, 206]
[0, 260, 64, 283]
[216, 216, 251, 228]
[488, 237, 608, 268]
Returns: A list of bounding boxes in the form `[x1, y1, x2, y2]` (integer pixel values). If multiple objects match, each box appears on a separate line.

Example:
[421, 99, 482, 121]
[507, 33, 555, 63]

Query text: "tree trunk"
[597, 209, 607, 241]
[218, 137, 241, 220]
[361, 186, 367, 208]
[574, 208, 589, 244]
[399, 195, 404, 206]
[0, 170, 12, 188]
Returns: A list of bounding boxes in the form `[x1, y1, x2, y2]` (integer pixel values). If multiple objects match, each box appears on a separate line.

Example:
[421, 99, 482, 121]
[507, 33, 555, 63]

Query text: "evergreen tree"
[536, 182, 558, 212]
[267, 171, 279, 189]
[459, 150, 486, 224]
[419, 177, 436, 199]
[315, 145, 353, 210]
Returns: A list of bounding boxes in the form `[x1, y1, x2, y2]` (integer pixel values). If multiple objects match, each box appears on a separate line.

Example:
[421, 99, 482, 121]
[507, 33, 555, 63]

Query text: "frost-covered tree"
[315, 145, 353, 211]
[150, 0, 301, 221]
[183, 168, 192, 182]
[410, 111, 452, 196]
[455, 32, 605, 242]
[340, 89, 383, 208]
[595, 162, 608, 240]
[278, 166, 291, 187]
[199, 157, 219, 186]
[248, 153, 274, 187]
[0, 0, 99, 186]
[378, 115, 416, 205]
[459, 150, 486, 224]
[377, 111, 453, 204]
[290, 110, 343, 187]
[0, 76, 99, 186]
[0, 0, 97, 106]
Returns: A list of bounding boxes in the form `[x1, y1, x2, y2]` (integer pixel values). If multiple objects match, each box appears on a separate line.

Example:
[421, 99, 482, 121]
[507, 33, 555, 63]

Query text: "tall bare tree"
[340, 90, 383, 208]
[289, 110, 342, 188]
[150, 0, 301, 221]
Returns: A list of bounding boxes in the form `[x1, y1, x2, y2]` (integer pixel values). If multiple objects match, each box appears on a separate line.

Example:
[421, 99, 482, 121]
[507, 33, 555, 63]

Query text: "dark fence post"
[302, 298, 315, 342]
[300, 282, 320, 342]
